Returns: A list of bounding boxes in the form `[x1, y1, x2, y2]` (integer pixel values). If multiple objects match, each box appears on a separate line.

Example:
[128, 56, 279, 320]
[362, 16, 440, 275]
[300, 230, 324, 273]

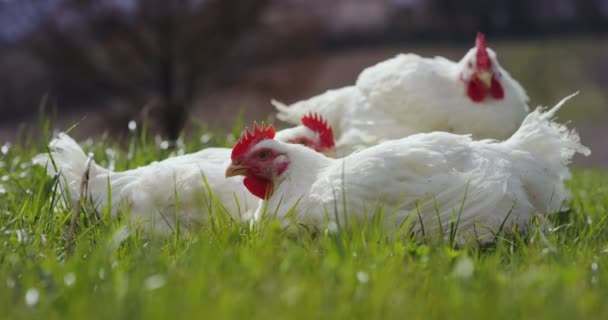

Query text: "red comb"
[301, 113, 334, 150]
[231, 122, 276, 160]
[475, 32, 491, 69]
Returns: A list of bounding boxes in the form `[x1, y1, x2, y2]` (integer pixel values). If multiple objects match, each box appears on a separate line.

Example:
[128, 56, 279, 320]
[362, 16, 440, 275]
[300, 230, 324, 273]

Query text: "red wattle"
[243, 175, 273, 199]
[467, 76, 485, 103]
[490, 76, 504, 99]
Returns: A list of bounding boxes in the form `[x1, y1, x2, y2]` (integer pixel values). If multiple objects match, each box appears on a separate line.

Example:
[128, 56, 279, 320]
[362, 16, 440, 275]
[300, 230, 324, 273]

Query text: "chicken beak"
[225, 163, 249, 178]
[322, 149, 336, 158]
[477, 70, 492, 88]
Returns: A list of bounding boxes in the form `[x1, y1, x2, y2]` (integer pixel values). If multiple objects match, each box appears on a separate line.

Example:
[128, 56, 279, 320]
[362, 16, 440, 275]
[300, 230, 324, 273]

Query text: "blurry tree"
[402, 0, 608, 38]
[26, 0, 269, 140]
[2, 0, 608, 141]
[576, 0, 608, 31]
[430, 0, 489, 36]
[498, 0, 538, 34]
[429, 0, 540, 36]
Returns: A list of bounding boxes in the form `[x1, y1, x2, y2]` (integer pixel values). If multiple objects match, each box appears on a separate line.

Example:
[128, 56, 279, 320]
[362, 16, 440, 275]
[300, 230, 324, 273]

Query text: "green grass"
[1, 120, 608, 320]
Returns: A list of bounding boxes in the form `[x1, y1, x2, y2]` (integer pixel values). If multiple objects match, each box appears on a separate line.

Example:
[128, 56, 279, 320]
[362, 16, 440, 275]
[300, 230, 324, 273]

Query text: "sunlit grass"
[1, 117, 608, 319]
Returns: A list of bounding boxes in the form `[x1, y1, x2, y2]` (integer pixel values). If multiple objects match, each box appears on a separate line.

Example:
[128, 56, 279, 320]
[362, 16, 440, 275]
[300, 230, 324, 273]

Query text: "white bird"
[227, 94, 588, 241]
[33, 114, 335, 235]
[273, 32, 530, 156]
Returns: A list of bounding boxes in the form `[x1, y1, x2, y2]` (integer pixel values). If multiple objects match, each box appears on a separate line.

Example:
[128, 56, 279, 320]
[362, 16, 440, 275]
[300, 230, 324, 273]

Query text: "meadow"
[1, 113, 607, 320]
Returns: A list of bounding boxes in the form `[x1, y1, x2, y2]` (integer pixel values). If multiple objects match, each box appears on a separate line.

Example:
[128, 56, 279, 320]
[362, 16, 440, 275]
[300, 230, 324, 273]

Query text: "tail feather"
[538, 92, 577, 121]
[272, 87, 358, 130]
[33, 133, 109, 203]
[506, 92, 590, 162]
[271, 99, 297, 123]
[503, 93, 590, 213]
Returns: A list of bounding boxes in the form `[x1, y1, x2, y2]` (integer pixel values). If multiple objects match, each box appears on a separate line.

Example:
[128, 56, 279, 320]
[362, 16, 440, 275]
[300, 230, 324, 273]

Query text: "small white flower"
[64, 273, 76, 287]
[327, 221, 338, 234]
[452, 256, 474, 279]
[128, 120, 137, 132]
[200, 133, 213, 144]
[1, 143, 10, 155]
[25, 288, 39, 306]
[144, 274, 167, 291]
[356, 271, 369, 284]
[592, 262, 599, 272]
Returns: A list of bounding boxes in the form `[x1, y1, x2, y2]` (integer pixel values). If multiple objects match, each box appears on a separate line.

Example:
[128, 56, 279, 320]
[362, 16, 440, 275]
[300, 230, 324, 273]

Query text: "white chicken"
[273, 32, 530, 156]
[227, 94, 588, 241]
[33, 113, 335, 234]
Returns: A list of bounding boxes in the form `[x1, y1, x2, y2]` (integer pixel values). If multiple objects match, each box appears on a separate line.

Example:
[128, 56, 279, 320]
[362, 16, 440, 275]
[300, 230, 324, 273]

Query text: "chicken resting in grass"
[33, 113, 335, 235]
[230, 94, 588, 241]
[273, 32, 530, 156]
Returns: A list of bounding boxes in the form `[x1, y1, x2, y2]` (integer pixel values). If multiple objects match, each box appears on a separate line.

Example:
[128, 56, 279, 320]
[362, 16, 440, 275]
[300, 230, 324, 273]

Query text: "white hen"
[228, 94, 588, 241]
[273, 33, 530, 156]
[33, 114, 335, 235]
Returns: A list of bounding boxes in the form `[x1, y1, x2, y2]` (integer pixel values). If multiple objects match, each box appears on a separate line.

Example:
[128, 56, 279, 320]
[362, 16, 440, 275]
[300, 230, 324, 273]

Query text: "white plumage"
[230, 94, 588, 241]
[34, 135, 254, 234]
[33, 119, 335, 235]
[273, 33, 530, 156]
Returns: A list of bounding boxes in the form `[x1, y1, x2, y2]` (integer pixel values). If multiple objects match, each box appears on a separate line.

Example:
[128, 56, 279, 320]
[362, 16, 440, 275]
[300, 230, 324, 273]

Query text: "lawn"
[1, 119, 607, 320]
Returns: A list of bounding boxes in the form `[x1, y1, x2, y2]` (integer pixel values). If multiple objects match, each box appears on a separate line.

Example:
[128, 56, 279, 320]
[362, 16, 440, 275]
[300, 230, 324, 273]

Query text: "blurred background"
[0, 0, 607, 166]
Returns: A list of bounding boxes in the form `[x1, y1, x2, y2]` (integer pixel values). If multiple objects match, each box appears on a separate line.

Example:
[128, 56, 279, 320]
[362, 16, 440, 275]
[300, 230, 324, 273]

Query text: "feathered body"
[274, 33, 530, 156]
[228, 94, 589, 241]
[34, 115, 335, 234]
[34, 136, 255, 234]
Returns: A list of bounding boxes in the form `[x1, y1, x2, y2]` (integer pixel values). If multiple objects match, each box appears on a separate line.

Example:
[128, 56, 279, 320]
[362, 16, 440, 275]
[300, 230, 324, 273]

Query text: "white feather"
[257, 95, 588, 241]
[273, 86, 360, 140]
[34, 135, 256, 234]
[33, 125, 323, 234]
[273, 46, 530, 157]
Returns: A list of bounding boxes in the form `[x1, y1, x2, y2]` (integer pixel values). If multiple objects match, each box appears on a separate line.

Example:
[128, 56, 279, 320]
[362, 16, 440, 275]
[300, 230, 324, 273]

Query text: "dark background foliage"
[1, 0, 607, 165]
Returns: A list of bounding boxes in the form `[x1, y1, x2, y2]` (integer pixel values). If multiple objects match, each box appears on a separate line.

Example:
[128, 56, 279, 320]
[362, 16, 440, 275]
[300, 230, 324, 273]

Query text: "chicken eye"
[299, 139, 308, 146]
[258, 150, 271, 160]
[467, 61, 473, 69]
